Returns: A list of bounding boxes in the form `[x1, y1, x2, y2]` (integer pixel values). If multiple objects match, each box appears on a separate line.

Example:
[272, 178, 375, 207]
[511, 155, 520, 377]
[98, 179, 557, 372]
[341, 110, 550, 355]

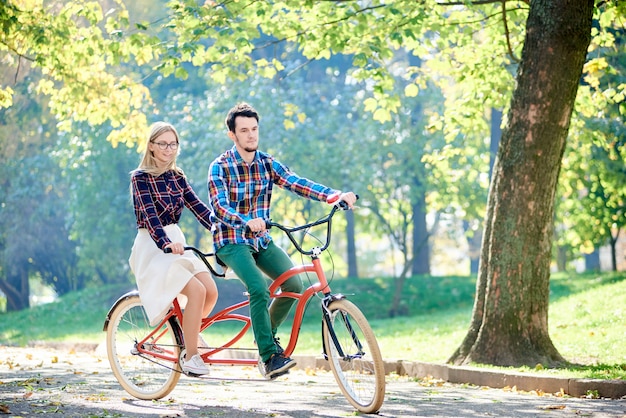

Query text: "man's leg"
[216, 244, 275, 363]
[256, 241, 303, 333]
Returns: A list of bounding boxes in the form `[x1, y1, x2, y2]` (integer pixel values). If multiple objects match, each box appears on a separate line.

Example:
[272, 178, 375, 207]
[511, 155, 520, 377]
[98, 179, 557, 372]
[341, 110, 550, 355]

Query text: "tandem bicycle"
[103, 201, 386, 413]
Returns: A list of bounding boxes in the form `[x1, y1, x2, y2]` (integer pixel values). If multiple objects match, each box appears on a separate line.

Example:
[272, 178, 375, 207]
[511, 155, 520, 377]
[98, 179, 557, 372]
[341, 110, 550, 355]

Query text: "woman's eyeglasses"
[152, 142, 179, 150]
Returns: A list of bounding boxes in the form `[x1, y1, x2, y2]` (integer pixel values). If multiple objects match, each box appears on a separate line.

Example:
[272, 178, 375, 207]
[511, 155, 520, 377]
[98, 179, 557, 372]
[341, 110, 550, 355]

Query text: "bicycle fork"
[321, 294, 365, 361]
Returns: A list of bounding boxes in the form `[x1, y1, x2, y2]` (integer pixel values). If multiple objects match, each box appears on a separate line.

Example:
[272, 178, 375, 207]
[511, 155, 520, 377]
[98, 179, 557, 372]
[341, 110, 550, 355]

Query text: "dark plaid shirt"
[208, 147, 336, 250]
[132, 170, 212, 250]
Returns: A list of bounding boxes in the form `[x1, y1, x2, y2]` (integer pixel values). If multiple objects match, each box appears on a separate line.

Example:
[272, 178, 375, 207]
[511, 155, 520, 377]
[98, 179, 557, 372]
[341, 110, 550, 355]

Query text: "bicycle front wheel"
[105, 294, 182, 400]
[322, 299, 386, 413]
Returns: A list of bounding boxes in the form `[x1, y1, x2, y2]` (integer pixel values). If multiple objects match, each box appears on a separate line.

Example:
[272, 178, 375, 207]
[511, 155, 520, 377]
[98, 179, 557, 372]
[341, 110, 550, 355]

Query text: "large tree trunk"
[449, 0, 593, 367]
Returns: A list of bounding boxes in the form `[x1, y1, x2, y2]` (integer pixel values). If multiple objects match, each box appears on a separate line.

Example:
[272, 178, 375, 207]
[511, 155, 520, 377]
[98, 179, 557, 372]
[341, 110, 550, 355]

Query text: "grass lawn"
[1, 271, 624, 380]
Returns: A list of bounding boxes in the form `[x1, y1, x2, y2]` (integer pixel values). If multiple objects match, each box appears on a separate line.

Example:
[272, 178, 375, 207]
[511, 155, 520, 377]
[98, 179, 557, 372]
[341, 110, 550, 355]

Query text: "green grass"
[0, 271, 624, 380]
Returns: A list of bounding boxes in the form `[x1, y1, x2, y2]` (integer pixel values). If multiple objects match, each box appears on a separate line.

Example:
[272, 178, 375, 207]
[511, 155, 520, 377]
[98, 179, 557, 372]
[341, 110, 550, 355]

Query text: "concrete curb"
[30, 342, 626, 400]
[292, 355, 626, 400]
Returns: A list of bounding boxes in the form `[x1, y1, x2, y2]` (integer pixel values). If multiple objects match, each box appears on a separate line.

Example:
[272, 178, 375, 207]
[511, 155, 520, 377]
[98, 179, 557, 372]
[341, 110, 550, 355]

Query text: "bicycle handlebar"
[267, 195, 358, 256]
[164, 195, 358, 270]
[163, 246, 226, 278]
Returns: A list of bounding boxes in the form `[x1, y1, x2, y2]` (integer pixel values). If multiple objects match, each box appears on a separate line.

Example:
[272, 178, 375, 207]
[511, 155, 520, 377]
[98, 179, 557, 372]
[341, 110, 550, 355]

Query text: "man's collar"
[231, 145, 258, 164]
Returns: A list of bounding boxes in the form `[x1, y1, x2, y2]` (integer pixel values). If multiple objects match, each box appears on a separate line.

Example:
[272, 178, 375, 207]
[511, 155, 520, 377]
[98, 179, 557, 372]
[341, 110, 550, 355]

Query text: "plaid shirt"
[208, 146, 336, 250]
[132, 170, 212, 250]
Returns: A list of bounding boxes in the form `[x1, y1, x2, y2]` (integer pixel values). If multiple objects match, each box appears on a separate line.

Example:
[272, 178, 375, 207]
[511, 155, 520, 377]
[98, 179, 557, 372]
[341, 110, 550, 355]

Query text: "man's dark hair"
[225, 102, 260, 133]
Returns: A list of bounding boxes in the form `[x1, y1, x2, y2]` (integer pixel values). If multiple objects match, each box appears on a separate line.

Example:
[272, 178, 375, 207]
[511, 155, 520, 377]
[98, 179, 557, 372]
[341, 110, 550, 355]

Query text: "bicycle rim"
[322, 299, 386, 413]
[105, 295, 182, 399]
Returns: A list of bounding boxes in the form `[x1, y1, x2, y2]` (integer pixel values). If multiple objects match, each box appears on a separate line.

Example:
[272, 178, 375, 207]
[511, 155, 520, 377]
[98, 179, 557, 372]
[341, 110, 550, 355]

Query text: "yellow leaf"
[404, 83, 419, 97]
[373, 108, 391, 123]
[363, 97, 378, 112]
[283, 119, 295, 130]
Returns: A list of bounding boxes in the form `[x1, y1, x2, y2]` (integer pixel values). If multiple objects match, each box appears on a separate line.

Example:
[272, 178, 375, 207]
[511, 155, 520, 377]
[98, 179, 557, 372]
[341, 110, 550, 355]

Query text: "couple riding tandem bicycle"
[103, 199, 386, 413]
[102, 104, 386, 414]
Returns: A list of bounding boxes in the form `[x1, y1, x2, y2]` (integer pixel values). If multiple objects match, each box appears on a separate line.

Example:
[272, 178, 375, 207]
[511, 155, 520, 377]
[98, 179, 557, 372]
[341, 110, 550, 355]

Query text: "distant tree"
[0, 73, 83, 309]
[57, 124, 139, 286]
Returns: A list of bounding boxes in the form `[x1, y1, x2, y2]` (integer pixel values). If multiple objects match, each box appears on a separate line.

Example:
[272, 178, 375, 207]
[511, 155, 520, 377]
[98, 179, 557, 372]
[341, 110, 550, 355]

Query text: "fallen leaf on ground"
[539, 405, 566, 410]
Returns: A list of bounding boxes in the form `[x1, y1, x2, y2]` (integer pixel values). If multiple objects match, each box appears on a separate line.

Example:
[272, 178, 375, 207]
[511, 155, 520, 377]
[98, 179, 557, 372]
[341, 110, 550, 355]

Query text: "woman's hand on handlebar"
[164, 242, 185, 255]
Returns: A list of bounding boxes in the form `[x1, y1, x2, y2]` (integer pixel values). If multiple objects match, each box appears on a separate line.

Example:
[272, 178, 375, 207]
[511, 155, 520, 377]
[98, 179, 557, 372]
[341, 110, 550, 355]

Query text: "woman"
[129, 121, 218, 376]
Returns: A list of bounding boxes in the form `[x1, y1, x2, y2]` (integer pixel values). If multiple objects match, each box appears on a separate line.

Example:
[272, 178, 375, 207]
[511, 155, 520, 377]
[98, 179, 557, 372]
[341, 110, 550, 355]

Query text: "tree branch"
[501, 0, 521, 63]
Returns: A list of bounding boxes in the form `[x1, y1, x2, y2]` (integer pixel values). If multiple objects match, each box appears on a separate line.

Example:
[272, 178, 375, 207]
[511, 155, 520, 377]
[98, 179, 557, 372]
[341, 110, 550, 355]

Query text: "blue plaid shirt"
[208, 146, 337, 250]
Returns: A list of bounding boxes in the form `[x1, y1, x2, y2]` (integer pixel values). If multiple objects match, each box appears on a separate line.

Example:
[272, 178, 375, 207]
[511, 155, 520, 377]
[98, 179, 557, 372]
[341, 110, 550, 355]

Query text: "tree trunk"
[0, 270, 30, 312]
[556, 246, 568, 272]
[584, 250, 601, 272]
[411, 195, 430, 275]
[609, 229, 619, 272]
[449, 0, 593, 367]
[346, 209, 358, 278]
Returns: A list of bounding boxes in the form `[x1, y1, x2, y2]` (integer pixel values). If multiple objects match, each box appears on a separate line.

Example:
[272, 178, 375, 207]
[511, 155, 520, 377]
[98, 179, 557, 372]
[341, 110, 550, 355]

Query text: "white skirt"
[129, 224, 209, 326]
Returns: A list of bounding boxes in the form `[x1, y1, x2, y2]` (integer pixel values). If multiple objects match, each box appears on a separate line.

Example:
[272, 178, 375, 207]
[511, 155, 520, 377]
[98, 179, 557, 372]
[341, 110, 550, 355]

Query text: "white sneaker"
[181, 353, 210, 376]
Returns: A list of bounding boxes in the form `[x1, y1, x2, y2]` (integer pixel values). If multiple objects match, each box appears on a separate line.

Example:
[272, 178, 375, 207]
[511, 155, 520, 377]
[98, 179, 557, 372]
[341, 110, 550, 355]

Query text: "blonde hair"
[132, 121, 184, 177]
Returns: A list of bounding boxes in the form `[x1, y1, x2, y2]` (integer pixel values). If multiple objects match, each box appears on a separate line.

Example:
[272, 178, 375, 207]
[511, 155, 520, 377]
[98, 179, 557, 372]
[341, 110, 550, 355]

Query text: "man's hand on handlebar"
[246, 217, 267, 233]
[328, 191, 358, 209]
[338, 192, 357, 209]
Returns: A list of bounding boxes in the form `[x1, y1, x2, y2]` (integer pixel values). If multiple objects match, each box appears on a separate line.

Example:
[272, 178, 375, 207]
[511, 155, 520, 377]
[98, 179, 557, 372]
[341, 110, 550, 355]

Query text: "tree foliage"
[0, 0, 152, 145]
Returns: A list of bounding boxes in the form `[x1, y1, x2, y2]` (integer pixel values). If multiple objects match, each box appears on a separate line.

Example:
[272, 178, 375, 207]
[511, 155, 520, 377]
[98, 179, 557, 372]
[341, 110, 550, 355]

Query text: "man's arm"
[271, 158, 337, 201]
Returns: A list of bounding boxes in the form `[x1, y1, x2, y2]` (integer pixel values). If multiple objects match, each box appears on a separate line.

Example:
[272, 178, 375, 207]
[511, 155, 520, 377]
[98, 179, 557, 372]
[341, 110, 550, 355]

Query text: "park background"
[0, 0, 624, 376]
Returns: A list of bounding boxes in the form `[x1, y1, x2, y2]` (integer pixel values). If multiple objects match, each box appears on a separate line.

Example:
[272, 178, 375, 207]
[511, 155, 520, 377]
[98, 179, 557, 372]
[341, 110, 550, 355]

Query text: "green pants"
[216, 241, 303, 362]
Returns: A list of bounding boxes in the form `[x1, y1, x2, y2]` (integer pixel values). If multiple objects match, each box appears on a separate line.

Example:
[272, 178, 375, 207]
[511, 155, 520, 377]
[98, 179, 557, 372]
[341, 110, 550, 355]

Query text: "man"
[207, 102, 357, 379]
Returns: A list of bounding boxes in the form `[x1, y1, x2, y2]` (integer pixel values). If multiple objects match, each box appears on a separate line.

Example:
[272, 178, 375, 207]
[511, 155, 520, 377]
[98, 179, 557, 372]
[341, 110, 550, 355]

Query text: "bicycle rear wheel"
[105, 294, 182, 399]
[322, 299, 386, 413]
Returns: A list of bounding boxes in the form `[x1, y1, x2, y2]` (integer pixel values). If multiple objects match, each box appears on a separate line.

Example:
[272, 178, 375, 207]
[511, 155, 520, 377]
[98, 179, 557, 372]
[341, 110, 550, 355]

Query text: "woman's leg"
[179, 275, 208, 360]
[195, 271, 218, 317]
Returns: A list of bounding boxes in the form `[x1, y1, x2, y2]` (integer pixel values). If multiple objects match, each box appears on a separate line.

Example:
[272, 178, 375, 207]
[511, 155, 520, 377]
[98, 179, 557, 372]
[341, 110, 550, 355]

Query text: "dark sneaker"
[263, 353, 296, 379]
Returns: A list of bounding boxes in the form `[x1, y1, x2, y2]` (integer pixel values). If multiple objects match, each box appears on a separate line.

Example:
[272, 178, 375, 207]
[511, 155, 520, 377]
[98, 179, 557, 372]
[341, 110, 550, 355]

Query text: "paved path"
[1, 345, 625, 417]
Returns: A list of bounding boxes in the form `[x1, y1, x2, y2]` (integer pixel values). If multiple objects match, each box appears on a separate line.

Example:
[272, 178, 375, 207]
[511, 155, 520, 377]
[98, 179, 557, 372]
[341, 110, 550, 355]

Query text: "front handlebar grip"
[337, 193, 360, 210]
[163, 247, 172, 254]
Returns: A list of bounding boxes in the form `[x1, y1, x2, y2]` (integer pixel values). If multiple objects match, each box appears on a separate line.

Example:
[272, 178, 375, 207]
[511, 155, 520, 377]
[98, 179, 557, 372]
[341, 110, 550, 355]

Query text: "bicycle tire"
[105, 294, 182, 400]
[322, 299, 386, 413]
